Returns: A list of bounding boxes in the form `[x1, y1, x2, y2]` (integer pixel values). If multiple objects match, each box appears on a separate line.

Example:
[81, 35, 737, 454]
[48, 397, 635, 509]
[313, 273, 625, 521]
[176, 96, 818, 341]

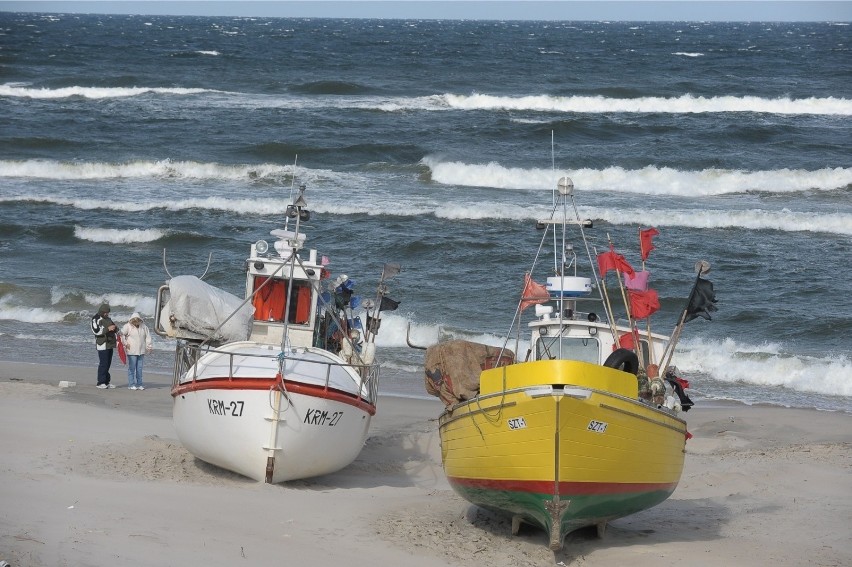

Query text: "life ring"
[603, 348, 639, 375]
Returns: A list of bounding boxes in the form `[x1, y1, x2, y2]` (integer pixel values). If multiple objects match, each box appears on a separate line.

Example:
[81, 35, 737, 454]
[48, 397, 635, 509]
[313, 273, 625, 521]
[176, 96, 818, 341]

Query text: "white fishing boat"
[154, 184, 400, 483]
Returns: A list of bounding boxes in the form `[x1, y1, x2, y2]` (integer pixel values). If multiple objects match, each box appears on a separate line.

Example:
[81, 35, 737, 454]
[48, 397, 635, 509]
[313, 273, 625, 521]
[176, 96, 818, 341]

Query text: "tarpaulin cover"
[160, 275, 253, 343]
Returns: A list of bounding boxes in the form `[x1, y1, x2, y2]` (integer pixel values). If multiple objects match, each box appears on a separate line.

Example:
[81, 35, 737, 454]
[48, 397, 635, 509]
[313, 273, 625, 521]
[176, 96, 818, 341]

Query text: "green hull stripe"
[451, 483, 674, 535]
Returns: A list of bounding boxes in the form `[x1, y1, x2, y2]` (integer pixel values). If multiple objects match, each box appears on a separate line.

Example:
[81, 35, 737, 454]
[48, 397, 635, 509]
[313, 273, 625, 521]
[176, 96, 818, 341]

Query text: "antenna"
[284, 155, 298, 232]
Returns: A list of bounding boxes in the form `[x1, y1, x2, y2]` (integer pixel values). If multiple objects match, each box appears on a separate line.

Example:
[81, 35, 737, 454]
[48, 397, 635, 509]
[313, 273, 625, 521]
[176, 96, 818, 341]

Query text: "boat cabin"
[245, 232, 322, 349]
[528, 302, 666, 369]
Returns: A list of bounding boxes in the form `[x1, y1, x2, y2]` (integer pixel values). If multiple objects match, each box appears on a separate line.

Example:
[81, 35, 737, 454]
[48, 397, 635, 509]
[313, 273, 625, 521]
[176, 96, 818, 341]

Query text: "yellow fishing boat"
[422, 176, 716, 550]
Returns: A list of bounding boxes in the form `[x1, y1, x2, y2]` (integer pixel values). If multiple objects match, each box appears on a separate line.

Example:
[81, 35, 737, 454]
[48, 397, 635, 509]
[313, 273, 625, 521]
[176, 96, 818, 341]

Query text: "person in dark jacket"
[91, 302, 117, 389]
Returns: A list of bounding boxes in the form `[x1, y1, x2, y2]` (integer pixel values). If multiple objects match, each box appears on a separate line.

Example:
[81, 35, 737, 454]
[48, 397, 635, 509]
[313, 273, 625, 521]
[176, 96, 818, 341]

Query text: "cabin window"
[535, 336, 599, 364]
[252, 276, 312, 325]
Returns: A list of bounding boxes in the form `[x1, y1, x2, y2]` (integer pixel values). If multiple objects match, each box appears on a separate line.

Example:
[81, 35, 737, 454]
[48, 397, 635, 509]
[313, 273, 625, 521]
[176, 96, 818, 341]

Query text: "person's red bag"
[116, 334, 127, 365]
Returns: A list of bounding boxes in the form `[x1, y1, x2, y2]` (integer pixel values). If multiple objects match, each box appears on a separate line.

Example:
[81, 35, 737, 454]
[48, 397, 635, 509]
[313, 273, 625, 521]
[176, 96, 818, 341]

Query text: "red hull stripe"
[171, 377, 377, 415]
[448, 476, 678, 495]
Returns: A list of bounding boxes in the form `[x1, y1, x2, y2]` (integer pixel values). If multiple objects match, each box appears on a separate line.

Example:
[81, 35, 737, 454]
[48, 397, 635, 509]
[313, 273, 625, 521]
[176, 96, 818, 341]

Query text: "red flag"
[628, 289, 660, 319]
[597, 250, 635, 277]
[618, 332, 636, 350]
[520, 273, 550, 312]
[640, 227, 659, 261]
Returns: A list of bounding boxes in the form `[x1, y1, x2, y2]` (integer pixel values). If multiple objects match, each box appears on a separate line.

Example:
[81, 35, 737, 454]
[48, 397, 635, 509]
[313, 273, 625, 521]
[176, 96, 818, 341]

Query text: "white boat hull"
[172, 342, 376, 483]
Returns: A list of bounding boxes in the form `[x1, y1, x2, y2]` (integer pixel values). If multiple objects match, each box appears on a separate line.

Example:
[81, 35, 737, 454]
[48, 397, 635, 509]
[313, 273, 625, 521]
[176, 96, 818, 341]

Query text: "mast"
[280, 184, 309, 353]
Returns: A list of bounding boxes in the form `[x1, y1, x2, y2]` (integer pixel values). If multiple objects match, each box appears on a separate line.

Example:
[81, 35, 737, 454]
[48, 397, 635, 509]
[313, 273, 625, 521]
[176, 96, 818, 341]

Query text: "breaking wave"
[3, 83, 849, 116]
[74, 226, 168, 244]
[676, 336, 852, 400]
[0, 84, 216, 99]
[423, 157, 852, 196]
[0, 159, 295, 181]
[438, 93, 852, 116]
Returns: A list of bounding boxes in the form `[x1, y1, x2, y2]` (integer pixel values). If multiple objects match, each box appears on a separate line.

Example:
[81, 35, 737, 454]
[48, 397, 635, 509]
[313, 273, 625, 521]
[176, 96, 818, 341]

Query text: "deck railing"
[171, 340, 380, 405]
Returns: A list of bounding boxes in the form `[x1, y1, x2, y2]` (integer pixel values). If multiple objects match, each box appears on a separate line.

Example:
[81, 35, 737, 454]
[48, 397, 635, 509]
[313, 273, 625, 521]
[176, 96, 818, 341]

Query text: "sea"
[1, 13, 850, 412]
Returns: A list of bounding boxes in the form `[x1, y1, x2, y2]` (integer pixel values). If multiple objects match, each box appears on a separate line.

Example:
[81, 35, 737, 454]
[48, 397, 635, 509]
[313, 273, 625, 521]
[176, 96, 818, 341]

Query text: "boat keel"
[545, 495, 570, 551]
[265, 456, 275, 483]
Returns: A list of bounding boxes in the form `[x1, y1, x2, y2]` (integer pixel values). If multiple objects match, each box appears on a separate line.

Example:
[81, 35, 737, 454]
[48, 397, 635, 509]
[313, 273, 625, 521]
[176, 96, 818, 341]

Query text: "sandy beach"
[1, 361, 850, 567]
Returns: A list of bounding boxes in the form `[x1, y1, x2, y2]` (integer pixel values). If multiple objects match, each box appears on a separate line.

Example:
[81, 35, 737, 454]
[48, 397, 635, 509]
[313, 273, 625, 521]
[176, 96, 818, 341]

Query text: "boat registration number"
[304, 408, 344, 427]
[508, 417, 527, 430]
[208, 399, 244, 417]
[587, 420, 608, 433]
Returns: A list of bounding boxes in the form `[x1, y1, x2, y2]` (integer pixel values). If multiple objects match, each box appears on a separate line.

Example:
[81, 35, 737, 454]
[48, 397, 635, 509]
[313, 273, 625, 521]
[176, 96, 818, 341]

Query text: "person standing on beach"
[91, 302, 117, 389]
[120, 312, 153, 390]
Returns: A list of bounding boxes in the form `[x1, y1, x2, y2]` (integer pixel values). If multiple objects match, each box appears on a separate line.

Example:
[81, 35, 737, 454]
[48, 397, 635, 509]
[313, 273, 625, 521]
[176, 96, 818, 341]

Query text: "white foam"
[74, 226, 168, 243]
[0, 298, 69, 323]
[439, 93, 852, 116]
[0, 158, 293, 181]
[590, 207, 852, 236]
[82, 293, 157, 315]
[5, 83, 847, 115]
[0, 84, 214, 100]
[372, 313, 528, 353]
[423, 157, 852, 196]
[673, 337, 852, 398]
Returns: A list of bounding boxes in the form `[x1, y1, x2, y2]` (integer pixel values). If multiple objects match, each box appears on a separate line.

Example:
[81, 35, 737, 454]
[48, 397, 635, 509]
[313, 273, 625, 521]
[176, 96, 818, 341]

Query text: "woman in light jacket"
[121, 312, 153, 390]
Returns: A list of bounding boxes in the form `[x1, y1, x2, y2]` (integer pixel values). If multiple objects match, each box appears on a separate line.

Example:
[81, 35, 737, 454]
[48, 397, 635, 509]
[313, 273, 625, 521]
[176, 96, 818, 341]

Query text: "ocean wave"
[5, 83, 848, 116]
[438, 93, 852, 116]
[0, 194, 311, 216]
[4, 193, 851, 237]
[589, 207, 852, 236]
[373, 313, 522, 351]
[0, 288, 156, 324]
[74, 226, 168, 244]
[50, 288, 157, 315]
[673, 52, 704, 57]
[5, 158, 848, 199]
[2, 332, 93, 345]
[675, 337, 852, 398]
[82, 293, 157, 316]
[436, 204, 852, 236]
[0, 298, 70, 323]
[0, 159, 294, 181]
[423, 157, 852, 196]
[0, 84, 216, 100]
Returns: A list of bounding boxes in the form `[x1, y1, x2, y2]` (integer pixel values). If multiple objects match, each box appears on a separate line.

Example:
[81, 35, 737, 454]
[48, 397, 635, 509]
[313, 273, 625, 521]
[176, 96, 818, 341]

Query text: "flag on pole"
[597, 249, 635, 277]
[618, 331, 636, 350]
[628, 288, 660, 319]
[624, 270, 650, 291]
[520, 273, 550, 312]
[640, 227, 660, 261]
[379, 296, 400, 311]
[685, 278, 718, 322]
[381, 262, 401, 281]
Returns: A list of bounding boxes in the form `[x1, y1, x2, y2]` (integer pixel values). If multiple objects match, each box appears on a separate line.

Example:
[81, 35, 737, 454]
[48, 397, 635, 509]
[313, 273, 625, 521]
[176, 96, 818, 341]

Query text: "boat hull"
[439, 360, 686, 549]
[172, 342, 376, 483]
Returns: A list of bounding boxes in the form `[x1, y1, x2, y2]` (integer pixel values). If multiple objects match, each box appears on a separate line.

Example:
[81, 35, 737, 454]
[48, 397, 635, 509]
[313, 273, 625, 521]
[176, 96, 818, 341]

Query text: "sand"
[1, 360, 850, 567]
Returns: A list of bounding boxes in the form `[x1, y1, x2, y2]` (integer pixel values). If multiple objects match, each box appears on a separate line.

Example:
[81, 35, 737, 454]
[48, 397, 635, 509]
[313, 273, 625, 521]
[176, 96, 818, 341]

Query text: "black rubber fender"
[603, 348, 639, 375]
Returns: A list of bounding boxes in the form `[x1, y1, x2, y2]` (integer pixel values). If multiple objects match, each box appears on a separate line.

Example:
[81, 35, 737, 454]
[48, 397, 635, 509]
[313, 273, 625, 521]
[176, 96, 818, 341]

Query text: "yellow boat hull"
[439, 360, 687, 550]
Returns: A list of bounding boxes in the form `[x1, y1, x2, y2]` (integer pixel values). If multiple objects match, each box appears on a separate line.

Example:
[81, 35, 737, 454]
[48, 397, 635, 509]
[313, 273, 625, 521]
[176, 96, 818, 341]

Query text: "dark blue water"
[1, 13, 851, 410]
